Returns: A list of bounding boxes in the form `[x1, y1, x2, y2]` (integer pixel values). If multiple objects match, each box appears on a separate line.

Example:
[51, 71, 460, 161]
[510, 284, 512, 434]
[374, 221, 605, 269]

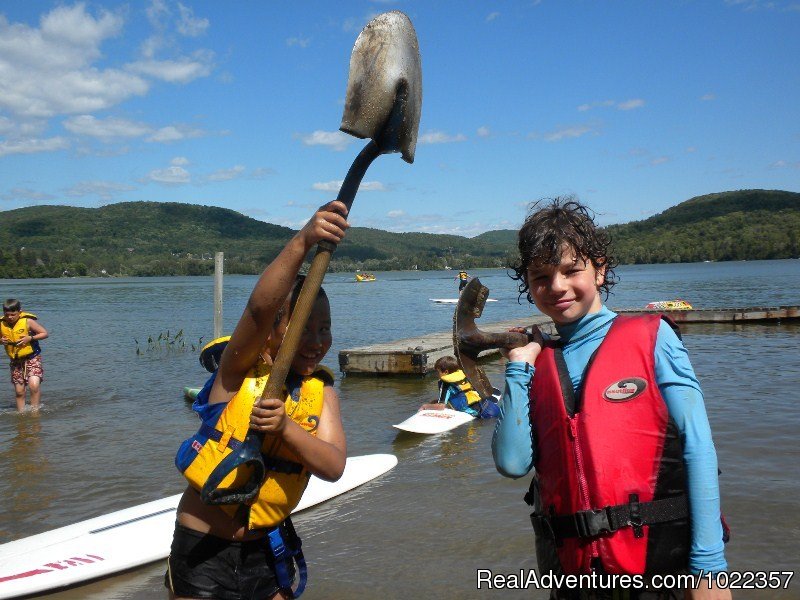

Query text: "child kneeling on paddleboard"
[492, 197, 731, 600]
[419, 355, 500, 419]
[167, 201, 349, 600]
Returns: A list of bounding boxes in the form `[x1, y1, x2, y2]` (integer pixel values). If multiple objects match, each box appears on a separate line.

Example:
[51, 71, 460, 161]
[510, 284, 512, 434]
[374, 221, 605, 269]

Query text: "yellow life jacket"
[0, 312, 39, 360]
[440, 368, 481, 405]
[180, 361, 330, 530]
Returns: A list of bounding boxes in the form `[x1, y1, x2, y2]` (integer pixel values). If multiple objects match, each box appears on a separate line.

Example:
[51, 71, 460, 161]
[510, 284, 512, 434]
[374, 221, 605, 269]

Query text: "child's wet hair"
[510, 196, 618, 302]
[3, 299, 21, 312]
[274, 275, 329, 327]
[434, 355, 459, 373]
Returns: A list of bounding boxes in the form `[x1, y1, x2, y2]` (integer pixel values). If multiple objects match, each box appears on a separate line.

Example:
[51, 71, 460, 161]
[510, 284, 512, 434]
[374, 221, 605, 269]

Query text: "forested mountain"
[0, 189, 797, 278]
[606, 189, 800, 263]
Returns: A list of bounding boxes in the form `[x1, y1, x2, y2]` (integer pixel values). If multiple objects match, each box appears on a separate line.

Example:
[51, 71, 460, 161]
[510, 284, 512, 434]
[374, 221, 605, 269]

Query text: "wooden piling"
[213, 252, 223, 339]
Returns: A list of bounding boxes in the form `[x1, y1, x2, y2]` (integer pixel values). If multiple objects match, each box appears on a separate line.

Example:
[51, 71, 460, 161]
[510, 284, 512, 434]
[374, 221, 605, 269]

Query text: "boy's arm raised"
[213, 201, 349, 400]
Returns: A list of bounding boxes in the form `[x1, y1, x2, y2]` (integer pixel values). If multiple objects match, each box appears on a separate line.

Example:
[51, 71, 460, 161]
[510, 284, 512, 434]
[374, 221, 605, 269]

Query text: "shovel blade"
[453, 278, 497, 399]
[340, 11, 422, 163]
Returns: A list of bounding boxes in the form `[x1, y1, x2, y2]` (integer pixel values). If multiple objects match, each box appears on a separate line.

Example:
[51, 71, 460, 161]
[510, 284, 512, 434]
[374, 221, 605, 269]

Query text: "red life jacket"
[528, 314, 690, 575]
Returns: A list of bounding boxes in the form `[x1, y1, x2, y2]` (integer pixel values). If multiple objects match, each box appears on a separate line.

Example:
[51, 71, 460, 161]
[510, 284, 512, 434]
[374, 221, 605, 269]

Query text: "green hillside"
[605, 189, 800, 263]
[0, 202, 514, 278]
[0, 189, 797, 278]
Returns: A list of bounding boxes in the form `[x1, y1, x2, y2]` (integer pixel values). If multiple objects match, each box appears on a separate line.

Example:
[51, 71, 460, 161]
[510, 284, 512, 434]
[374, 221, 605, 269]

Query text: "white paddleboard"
[430, 298, 497, 304]
[0, 453, 397, 600]
[393, 408, 475, 434]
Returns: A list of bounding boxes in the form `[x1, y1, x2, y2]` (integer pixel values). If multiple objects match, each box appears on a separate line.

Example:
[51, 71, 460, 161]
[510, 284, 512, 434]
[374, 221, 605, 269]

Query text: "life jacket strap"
[267, 517, 307, 598]
[262, 454, 304, 475]
[530, 494, 688, 540]
[197, 423, 304, 475]
[198, 422, 243, 452]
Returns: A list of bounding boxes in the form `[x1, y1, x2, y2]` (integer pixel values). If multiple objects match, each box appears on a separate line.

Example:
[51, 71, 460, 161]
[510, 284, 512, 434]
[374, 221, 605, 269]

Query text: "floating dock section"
[338, 316, 556, 376]
[618, 305, 800, 323]
[338, 305, 799, 376]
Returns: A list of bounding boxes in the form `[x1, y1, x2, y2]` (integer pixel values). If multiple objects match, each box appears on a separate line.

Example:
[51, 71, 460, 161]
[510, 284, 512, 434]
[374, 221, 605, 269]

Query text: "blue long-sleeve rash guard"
[491, 306, 727, 574]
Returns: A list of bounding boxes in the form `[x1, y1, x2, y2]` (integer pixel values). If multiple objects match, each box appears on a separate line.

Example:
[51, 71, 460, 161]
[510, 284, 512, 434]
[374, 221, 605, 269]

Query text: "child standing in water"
[167, 201, 348, 600]
[492, 198, 730, 599]
[1, 299, 48, 412]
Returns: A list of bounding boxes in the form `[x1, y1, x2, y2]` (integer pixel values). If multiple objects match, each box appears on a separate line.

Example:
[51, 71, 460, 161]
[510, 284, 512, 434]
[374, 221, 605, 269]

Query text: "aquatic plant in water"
[134, 329, 204, 355]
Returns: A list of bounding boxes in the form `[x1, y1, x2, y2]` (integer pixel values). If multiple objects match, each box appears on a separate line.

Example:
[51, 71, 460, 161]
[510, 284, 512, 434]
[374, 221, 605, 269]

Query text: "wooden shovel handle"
[261, 139, 382, 402]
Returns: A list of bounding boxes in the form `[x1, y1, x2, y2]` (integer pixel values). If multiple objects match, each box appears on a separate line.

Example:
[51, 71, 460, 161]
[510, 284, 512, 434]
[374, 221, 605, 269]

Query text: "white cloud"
[771, 160, 800, 169]
[387, 210, 405, 218]
[0, 137, 70, 157]
[250, 167, 275, 179]
[0, 117, 47, 137]
[650, 156, 670, 165]
[176, 3, 209, 36]
[147, 165, 190, 184]
[0, 4, 149, 118]
[63, 115, 152, 140]
[578, 99, 644, 112]
[700, 93, 716, 101]
[171, 156, 189, 166]
[299, 130, 355, 151]
[206, 165, 246, 181]
[287, 36, 311, 48]
[617, 98, 645, 110]
[577, 100, 615, 112]
[418, 131, 468, 144]
[0, 187, 57, 202]
[486, 12, 500, 21]
[0, 1, 213, 132]
[147, 124, 204, 142]
[540, 125, 594, 142]
[127, 50, 214, 83]
[477, 126, 491, 138]
[64, 180, 137, 199]
[312, 180, 385, 192]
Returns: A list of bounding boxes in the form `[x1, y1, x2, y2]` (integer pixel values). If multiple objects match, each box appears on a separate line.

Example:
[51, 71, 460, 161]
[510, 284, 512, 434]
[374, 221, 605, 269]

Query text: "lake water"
[1, 260, 798, 599]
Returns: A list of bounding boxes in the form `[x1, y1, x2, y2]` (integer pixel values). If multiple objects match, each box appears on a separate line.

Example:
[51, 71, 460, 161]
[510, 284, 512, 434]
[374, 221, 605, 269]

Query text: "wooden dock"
[338, 305, 799, 376]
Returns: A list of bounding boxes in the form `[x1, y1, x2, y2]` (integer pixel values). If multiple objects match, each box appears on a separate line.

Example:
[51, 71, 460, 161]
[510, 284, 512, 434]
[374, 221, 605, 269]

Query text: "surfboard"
[393, 408, 475, 434]
[183, 386, 200, 401]
[430, 298, 497, 304]
[0, 453, 397, 600]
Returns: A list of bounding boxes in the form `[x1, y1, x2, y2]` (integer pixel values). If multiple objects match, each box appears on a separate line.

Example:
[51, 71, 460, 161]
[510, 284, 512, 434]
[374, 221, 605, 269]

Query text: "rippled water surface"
[1, 260, 798, 599]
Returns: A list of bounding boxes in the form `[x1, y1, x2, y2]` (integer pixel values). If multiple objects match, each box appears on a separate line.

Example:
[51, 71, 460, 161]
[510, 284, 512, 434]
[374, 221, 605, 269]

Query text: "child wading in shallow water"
[492, 197, 731, 600]
[1, 299, 48, 412]
[166, 201, 348, 600]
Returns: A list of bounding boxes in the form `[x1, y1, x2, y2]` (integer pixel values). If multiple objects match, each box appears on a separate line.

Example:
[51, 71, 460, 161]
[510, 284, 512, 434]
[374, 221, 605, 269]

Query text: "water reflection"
[0, 415, 53, 540]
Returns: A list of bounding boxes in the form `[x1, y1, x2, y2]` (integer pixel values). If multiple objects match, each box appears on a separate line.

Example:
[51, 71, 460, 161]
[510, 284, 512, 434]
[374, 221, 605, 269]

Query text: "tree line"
[0, 189, 797, 279]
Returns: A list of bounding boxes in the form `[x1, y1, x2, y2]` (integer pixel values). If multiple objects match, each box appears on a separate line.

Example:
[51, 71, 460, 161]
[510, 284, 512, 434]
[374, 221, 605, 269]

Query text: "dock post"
[213, 252, 223, 339]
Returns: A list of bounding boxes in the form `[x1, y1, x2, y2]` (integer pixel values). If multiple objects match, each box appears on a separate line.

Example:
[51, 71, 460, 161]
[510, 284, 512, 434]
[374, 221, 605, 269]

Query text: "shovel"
[202, 11, 422, 506]
[453, 278, 535, 399]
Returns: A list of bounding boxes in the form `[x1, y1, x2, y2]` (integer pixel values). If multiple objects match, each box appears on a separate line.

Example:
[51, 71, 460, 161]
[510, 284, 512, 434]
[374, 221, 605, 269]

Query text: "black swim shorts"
[165, 523, 295, 600]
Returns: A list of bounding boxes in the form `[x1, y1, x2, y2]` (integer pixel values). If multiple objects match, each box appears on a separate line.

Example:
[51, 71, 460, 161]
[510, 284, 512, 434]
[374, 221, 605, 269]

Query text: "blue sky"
[0, 1, 798, 236]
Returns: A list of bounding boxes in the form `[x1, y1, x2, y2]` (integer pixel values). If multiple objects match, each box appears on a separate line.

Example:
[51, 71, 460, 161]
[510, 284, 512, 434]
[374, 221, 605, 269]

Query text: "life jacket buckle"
[574, 507, 615, 538]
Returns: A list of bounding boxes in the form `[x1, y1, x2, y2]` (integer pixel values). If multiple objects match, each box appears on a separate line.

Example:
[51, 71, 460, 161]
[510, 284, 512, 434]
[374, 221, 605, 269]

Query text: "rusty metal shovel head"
[453, 277, 497, 399]
[340, 11, 422, 163]
[454, 278, 536, 399]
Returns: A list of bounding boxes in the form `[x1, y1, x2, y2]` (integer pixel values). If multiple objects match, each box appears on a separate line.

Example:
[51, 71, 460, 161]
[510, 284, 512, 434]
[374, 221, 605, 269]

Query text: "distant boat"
[644, 299, 693, 311]
[355, 272, 376, 282]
